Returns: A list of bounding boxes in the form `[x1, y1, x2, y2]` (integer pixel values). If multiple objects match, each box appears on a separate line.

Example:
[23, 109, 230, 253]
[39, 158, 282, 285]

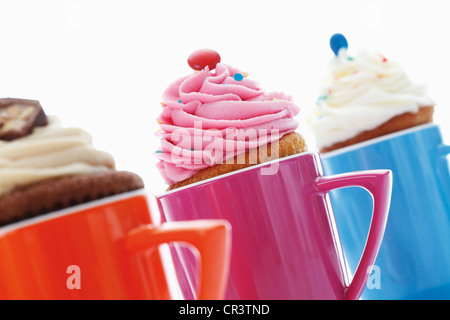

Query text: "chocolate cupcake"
[0, 98, 144, 226]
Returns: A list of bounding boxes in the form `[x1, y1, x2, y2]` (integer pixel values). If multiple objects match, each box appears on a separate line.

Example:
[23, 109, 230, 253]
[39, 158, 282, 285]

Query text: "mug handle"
[126, 219, 231, 300]
[314, 169, 392, 300]
[438, 144, 450, 157]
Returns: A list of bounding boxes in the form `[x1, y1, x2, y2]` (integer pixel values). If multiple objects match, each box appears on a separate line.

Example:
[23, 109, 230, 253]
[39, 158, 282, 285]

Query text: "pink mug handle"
[314, 169, 392, 300]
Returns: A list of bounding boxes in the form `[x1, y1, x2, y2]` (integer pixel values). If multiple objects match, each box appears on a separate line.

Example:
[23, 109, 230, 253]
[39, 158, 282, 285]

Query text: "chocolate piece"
[0, 98, 48, 141]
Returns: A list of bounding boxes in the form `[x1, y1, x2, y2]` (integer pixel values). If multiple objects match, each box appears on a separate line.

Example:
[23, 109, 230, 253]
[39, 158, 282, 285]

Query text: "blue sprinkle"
[316, 94, 328, 105]
[233, 73, 244, 81]
[330, 33, 348, 56]
[178, 100, 182, 103]
[155, 151, 164, 154]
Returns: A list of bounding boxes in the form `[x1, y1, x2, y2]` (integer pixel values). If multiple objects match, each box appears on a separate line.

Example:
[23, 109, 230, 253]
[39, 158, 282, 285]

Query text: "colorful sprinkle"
[178, 100, 182, 103]
[347, 56, 354, 61]
[311, 110, 323, 119]
[157, 119, 164, 124]
[160, 102, 167, 107]
[272, 98, 279, 101]
[330, 33, 348, 56]
[316, 94, 328, 104]
[242, 72, 249, 78]
[382, 56, 388, 63]
[155, 151, 164, 154]
[335, 70, 349, 78]
[233, 73, 244, 81]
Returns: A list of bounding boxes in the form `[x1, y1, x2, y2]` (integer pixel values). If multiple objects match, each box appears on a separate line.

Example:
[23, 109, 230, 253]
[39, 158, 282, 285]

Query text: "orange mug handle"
[127, 219, 231, 300]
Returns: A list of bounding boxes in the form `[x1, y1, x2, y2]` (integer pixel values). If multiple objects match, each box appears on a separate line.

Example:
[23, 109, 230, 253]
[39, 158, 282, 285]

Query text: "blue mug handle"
[438, 144, 450, 157]
[437, 144, 450, 200]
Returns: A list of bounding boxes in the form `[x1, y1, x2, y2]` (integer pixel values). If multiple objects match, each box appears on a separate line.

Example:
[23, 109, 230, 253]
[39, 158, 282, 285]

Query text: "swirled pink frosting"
[155, 63, 300, 185]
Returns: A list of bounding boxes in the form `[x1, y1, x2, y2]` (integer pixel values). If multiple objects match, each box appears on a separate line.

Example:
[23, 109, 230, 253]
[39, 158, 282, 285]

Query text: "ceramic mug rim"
[157, 150, 318, 197]
[320, 123, 438, 159]
[0, 188, 149, 235]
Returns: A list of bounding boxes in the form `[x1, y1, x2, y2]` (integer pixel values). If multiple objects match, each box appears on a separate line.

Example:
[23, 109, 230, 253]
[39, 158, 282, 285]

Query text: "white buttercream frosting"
[0, 116, 115, 196]
[308, 49, 434, 150]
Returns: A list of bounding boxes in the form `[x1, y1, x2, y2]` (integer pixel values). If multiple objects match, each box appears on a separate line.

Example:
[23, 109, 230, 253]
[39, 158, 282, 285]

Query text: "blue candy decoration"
[330, 33, 348, 56]
[233, 73, 244, 81]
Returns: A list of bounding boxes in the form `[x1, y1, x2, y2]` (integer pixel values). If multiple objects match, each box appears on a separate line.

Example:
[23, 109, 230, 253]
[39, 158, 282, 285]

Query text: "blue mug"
[320, 123, 450, 300]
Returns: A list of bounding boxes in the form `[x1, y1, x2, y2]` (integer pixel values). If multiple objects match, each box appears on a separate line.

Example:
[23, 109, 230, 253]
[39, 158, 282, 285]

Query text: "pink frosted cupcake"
[155, 49, 306, 190]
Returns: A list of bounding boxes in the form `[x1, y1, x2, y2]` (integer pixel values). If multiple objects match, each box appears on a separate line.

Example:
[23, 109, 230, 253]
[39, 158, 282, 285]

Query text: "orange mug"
[0, 189, 231, 300]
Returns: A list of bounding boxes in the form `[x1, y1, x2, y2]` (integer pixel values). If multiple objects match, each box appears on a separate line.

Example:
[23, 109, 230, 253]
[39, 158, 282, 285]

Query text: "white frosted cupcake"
[308, 34, 435, 153]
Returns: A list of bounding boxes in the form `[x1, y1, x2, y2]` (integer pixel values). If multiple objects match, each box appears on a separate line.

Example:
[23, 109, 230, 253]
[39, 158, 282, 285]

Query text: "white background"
[1, 0, 449, 196]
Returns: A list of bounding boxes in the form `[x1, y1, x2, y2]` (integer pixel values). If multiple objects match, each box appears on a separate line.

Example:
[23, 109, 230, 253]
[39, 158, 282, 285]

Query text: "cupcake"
[156, 49, 307, 190]
[0, 98, 144, 226]
[308, 34, 435, 153]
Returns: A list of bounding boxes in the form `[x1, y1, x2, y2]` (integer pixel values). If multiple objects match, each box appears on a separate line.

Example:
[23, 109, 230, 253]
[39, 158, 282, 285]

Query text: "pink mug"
[157, 152, 392, 300]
